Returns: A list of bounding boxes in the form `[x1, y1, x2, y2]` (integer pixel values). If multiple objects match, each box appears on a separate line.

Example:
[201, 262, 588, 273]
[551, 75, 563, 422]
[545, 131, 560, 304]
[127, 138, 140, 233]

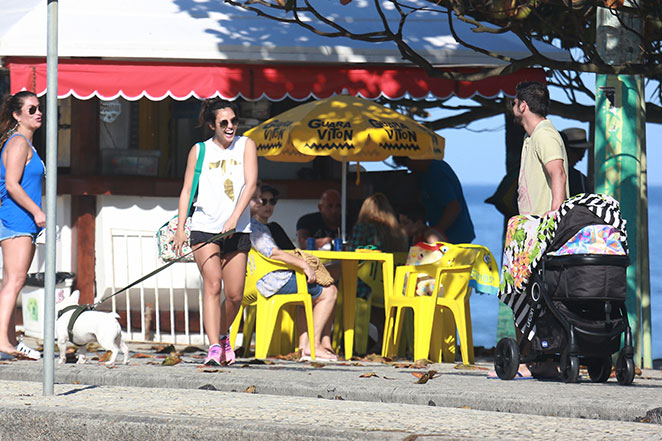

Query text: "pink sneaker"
[203, 344, 222, 366]
[220, 337, 235, 365]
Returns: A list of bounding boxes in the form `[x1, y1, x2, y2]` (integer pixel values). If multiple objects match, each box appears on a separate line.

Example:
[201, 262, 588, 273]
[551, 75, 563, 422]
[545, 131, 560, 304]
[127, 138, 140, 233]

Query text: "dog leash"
[60, 229, 236, 342]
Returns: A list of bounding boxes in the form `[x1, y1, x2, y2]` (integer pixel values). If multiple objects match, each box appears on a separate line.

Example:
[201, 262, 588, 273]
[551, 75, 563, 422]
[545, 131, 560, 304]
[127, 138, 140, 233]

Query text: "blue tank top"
[0, 134, 44, 233]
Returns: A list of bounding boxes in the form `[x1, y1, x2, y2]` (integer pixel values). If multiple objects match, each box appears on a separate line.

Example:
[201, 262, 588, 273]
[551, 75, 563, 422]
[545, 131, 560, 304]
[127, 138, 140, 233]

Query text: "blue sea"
[464, 185, 661, 360]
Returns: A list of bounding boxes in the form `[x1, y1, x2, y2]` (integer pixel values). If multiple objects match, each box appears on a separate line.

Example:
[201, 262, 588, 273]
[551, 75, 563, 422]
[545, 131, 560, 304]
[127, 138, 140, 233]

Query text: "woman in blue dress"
[0, 92, 45, 360]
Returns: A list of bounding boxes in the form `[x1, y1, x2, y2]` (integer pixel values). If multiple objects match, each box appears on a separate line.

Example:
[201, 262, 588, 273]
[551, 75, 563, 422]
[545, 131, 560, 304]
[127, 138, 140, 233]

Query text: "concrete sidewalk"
[0, 339, 660, 440]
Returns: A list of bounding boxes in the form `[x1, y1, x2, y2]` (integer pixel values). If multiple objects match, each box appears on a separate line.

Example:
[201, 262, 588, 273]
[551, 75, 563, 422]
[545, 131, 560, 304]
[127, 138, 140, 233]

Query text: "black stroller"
[495, 199, 636, 385]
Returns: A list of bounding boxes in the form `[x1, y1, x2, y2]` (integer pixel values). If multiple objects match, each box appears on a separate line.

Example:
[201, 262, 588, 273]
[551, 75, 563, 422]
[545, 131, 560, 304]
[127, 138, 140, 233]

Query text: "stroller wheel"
[559, 348, 579, 383]
[587, 356, 612, 383]
[615, 352, 635, 385]
[494, 338, 519, 380]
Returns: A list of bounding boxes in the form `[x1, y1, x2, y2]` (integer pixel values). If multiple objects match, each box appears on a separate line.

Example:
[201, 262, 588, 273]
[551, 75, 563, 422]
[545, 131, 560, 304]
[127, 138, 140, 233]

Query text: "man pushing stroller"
[494, 82, 636, 384]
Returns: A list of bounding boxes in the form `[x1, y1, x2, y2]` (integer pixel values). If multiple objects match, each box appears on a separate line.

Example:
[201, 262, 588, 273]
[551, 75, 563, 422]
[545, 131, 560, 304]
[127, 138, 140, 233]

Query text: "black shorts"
[189, 231, 251, 257]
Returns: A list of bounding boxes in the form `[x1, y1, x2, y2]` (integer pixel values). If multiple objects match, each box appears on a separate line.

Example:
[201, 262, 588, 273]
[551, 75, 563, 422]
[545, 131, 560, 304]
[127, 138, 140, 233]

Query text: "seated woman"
[348, 193, 409, 254]
[257, 184, 296, 250]
[346, 193, 408, 350]
[348, 193, 409, 300]
[249, 184, 337, 361]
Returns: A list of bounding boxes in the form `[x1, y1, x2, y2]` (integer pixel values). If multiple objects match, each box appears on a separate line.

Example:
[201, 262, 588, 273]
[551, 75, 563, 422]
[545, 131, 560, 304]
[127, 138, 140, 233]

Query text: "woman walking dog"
[0, 91, 45, 360]
[173, 98, 257, 365]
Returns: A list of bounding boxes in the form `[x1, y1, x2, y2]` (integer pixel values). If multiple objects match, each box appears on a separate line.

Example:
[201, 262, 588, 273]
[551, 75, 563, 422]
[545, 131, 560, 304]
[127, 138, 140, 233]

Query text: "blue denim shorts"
[0, 222, 38, 244]
[276, 273, 323, 299]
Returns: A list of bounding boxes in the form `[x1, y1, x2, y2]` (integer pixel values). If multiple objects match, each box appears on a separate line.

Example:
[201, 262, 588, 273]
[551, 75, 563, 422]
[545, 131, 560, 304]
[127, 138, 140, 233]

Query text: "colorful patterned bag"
[156, 142, 205, 262]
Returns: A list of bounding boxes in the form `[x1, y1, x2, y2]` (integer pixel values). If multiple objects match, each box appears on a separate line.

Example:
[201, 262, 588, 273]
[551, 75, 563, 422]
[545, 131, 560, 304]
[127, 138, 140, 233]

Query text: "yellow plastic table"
[308, 250, 394, 360]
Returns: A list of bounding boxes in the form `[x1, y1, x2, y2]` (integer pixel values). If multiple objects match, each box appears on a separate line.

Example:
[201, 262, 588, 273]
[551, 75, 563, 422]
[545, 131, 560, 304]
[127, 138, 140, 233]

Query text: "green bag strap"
[187, 141, 206, 217]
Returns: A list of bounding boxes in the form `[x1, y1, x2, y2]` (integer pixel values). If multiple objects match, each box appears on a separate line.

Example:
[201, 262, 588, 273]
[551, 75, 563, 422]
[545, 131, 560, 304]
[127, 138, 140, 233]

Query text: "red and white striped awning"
[8, 58, 546, 102]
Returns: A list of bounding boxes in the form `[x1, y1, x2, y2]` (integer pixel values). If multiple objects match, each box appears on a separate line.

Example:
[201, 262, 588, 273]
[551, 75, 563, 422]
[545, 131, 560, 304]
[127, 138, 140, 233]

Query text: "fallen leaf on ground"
[153, 344, 176, 354]
[359, 372, 378, 378]
[244, 385, 256, 393]
[190, 354, 205, 359]
[391, 361, 429, 369]
[181, 346, 205, 353]
[86, 342, 102, 352]
[309, 362, 326, 368]
[454, 364, 489, 371]
[132, 353, 154, 359]
[98, 351, 112, 362]
[461, 405, 472, 409]
[276, 350, 302, 361]
[162, 353, 182, 366]
[197, 367, 220, 373]
[414, 370, 438, 384]
[358, 354, 391, 363]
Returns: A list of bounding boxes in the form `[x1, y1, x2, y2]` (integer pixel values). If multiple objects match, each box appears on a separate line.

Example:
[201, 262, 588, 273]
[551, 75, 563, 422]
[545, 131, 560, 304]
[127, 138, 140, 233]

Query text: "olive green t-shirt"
[517, 119, 569, 216]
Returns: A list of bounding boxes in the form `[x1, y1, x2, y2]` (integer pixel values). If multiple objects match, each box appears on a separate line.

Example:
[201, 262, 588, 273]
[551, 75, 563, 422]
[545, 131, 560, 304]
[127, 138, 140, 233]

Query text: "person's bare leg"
[303, 285, 337, 358]
[0, 237, 35, 354]
[219, 251, 247, 335]
[299, 292, 336, 354]
[194, 244, 223, 346]
[320, 286, 337, 353]
[297, 306, 309, 353]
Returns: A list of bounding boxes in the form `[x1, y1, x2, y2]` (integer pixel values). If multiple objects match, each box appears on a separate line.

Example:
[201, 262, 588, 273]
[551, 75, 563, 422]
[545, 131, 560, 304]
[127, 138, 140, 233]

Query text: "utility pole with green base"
[595, 4, 652, 369]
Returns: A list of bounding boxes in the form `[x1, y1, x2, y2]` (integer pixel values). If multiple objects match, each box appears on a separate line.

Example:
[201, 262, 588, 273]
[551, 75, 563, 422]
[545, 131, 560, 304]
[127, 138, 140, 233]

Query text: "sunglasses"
[28, 105, 41, 115]
[218, 117, 238, 129]
[259, 197, 278, 206]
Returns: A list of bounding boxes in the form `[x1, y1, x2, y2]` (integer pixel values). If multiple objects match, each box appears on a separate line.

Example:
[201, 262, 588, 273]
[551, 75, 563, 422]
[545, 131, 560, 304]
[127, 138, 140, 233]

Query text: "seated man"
[250, 185, 338, 361]
[398, 202, 444, 246]
[393, 157, 475, 244]
[296, 189, 341, 250]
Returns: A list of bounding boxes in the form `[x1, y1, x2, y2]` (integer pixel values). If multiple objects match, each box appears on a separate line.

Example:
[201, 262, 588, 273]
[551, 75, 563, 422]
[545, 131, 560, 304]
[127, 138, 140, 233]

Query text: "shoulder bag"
[156, 142, 205, 262]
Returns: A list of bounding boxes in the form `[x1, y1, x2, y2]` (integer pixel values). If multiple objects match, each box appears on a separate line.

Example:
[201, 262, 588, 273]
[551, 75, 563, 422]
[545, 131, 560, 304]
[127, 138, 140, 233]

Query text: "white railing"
[105, 229, 207, 345]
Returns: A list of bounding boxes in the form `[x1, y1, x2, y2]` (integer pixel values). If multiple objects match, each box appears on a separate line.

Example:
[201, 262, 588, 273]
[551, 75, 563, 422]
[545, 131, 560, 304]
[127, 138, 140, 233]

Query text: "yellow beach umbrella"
[245, 95, 444, 163]
[244, 95, 445, 240]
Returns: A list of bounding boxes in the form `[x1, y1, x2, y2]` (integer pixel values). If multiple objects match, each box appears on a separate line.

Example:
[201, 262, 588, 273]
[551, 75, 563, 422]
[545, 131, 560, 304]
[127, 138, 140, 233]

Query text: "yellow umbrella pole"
[341, 158, 347, 244]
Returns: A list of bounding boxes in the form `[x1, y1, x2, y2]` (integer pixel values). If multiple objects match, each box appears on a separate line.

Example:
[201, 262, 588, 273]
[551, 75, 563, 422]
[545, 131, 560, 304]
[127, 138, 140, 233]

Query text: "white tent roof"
[0, 0, 568, 67]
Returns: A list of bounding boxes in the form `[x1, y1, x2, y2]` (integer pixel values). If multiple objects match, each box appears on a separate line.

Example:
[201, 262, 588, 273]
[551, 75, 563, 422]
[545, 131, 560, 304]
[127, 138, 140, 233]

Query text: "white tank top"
[190, 136, 251, 234]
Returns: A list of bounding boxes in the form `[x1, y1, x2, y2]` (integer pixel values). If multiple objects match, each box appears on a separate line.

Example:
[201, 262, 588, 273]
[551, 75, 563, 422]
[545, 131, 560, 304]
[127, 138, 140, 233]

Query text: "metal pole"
[341, 158, 347, 243]
[43, 0, 59, 395]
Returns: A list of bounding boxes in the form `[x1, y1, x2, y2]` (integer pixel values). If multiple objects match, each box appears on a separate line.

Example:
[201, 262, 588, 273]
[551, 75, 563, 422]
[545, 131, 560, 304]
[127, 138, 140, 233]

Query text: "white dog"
[55, 290, 129, 365]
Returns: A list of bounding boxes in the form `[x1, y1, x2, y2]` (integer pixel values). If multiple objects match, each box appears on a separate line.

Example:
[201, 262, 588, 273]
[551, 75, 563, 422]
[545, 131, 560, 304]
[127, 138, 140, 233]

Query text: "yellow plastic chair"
[353, 261, 382, 355]
[382, 245, 476, 364]
[434, 243, 497, 364]
[230, 249, 316, 360]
